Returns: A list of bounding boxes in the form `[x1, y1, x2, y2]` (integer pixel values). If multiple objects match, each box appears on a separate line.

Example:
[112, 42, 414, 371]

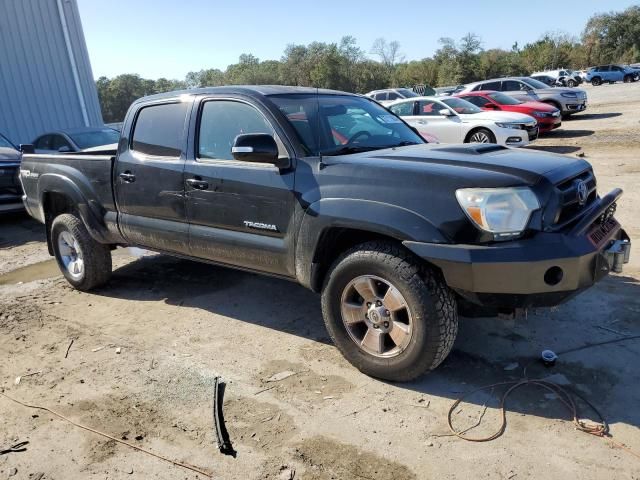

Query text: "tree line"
[97, 5, 640, 123]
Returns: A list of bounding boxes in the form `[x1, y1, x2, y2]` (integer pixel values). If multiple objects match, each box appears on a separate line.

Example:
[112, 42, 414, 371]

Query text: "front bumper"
[538, 117, 561, 133]
[561, 100, 587, 114]
[494, 128, 530, 147]
[403, 191, 630, 309]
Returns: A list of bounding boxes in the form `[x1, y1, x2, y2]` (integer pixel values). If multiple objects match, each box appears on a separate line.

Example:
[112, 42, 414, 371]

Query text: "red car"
[455, 91, 562, 133]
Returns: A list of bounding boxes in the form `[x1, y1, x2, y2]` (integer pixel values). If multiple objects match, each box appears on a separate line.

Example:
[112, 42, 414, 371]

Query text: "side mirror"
[231, 133, 288, 168]
[19, 144, 35, 154]
[58, 146, 71, 153]
[439, 109, 455, 116]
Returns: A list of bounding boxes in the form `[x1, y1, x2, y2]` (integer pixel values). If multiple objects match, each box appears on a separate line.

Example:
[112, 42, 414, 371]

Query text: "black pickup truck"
[19, 86, 631, 381]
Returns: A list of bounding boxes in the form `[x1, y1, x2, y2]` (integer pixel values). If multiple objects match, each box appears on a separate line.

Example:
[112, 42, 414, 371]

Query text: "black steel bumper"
[403, 191, 630, 309]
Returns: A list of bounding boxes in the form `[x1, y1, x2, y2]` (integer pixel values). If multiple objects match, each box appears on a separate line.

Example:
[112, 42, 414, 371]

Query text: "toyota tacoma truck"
[18, 86, 631, 381]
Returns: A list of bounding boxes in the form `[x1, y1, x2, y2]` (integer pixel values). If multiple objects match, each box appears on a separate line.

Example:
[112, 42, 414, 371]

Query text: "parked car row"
[582, 64, 639, 85]
[0, 132, 24, 214]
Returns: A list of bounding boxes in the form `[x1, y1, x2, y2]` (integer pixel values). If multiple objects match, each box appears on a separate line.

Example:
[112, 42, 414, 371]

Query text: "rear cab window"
[131, 102, 190, 157]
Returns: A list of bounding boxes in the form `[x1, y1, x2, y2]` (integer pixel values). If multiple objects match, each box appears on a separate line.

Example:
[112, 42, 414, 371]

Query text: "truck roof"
[138, 85, 354, 103]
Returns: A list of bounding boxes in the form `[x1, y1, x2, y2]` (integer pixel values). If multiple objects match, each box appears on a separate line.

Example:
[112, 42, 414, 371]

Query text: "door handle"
[119, 171, 136, 183]
[186, 178, 209, 190]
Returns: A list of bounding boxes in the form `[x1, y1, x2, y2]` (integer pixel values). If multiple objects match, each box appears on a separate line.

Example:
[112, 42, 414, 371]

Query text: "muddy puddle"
[0, 247, 150, 285]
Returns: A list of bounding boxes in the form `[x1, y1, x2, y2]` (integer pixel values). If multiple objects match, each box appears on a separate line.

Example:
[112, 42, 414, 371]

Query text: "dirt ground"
[1, 82, 639, 480]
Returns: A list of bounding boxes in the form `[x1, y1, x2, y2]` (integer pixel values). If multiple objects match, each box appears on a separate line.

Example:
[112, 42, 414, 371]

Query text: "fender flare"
[37, 173, 119, 245]
[295, 198, 448, 289]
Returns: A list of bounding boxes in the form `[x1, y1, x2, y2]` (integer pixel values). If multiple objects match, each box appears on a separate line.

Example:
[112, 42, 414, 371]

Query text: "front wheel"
[591, 77, 602, 86]
[567, 79, 576, 87]
[51, 213, 112, 291]
[624, 75, 632, 83]
[321, 242, 458, 381]
[466, 128, 496, 144]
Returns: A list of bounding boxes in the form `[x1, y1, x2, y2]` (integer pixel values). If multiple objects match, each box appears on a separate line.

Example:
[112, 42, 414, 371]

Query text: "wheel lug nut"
[384, 322, 389, 328]
[385, 310, 390, 316]
[367, 302, 371, 307]
[376, 301, 382, 306]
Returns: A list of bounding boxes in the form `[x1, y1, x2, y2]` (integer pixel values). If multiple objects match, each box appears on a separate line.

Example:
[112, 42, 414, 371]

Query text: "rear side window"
[476, 81, 501, 91]
[132, 102, 189, 157]
[374, 92, 388, 101]
[387, 92, 400, 100]
[389, 101, 415, 116]
[34, 135, 52, 149]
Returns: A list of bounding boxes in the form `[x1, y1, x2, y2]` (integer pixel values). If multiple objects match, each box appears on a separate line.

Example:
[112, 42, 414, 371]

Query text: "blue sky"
[78, 0, 637, 80]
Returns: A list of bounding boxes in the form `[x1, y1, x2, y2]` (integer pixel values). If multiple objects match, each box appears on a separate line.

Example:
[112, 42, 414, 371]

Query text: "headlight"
[495, 122, 522, 129]
[455, 187, 540, 238]
[561, 92, 577, 98]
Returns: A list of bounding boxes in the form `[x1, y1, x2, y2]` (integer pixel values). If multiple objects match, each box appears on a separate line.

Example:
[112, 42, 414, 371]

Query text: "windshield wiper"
[322, 145, 380, 156]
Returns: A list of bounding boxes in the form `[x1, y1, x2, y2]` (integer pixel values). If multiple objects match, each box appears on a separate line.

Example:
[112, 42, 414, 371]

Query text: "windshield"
[441, 97, 482, 114]
[521, 77, 550, 89]
[69, 129, 120, 150]
[487, 92, 522, 105]
[397, 88, 419, 98]
[0, 133, 16, 150]
[268, 94, 424, 156]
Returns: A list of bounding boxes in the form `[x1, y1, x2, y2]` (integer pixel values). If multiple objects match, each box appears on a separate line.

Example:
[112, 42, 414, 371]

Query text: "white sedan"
[387, 96, 538, 147]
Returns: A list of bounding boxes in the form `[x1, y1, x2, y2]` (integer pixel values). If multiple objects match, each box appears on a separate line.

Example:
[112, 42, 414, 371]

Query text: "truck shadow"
[96, 256, 640, 431]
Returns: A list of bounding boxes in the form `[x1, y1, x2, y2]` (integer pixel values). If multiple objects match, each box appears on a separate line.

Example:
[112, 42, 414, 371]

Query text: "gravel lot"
[1, 82, 639, 480]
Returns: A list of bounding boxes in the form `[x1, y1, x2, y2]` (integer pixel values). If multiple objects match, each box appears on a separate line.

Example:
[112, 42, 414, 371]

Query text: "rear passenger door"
[183, 97, 296, 276]
[114, 99, 192, 254]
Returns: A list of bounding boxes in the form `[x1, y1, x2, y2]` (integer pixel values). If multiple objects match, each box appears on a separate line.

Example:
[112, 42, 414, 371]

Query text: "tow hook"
[604, 239, 631, 273]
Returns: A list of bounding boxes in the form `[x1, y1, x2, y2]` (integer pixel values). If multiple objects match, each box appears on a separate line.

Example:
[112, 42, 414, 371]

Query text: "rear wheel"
[51, 213, 112, 291]
[321, 242, 458, 381]
[567, 79, 576, 87]
[466, 128, 495, 144]
[591, 76, 602, 86]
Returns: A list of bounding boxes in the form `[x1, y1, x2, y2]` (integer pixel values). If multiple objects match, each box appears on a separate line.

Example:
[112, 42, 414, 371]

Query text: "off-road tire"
[321, 241, 458, 381]
[51, 213, 112, 291]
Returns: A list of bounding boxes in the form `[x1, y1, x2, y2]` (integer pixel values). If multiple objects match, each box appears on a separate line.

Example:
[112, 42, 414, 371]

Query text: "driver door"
[408, 99, 461, 143]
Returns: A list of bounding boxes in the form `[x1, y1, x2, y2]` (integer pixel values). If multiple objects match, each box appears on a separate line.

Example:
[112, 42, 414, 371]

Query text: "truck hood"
[459, 111, 535, 123]
[325, 143, 590, 187]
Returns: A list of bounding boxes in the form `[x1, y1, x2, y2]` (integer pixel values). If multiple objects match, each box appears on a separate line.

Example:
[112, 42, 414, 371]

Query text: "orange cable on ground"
[0, 391, 213, 478]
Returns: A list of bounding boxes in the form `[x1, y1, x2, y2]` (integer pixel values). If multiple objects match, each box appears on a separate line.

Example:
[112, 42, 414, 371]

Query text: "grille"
[554, 169, 597, 226]
[588, 217, 619, 247]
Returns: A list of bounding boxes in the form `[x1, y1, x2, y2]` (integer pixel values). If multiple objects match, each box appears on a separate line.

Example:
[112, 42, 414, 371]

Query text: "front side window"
[269, 94, 424, 156]
[418, 100, 446, 116]
[460, 96, 490, 108]
[34, 135, 52, 150]
[374, 92, 388, 101]
[50, 135, 72, 151]
[441, 97, 482, 114]
[387, 92, 400, 100]
[198, 101, 277, 160]
[487, 92, 522, 105]
[132, 102, 189, 157]
[389, 101, 415, 116]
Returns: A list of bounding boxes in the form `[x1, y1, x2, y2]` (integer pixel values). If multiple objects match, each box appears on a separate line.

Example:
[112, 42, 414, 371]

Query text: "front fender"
[295, 198, 449, 289]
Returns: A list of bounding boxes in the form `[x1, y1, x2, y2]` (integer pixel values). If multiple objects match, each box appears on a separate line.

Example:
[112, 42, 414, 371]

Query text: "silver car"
[459, 77, 587, 117]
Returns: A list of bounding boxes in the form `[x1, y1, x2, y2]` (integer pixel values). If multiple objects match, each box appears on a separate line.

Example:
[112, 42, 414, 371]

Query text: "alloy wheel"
[340, 275, 414, 358]
[57, 230, 84, 280]
[470, 131, 491, 143]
